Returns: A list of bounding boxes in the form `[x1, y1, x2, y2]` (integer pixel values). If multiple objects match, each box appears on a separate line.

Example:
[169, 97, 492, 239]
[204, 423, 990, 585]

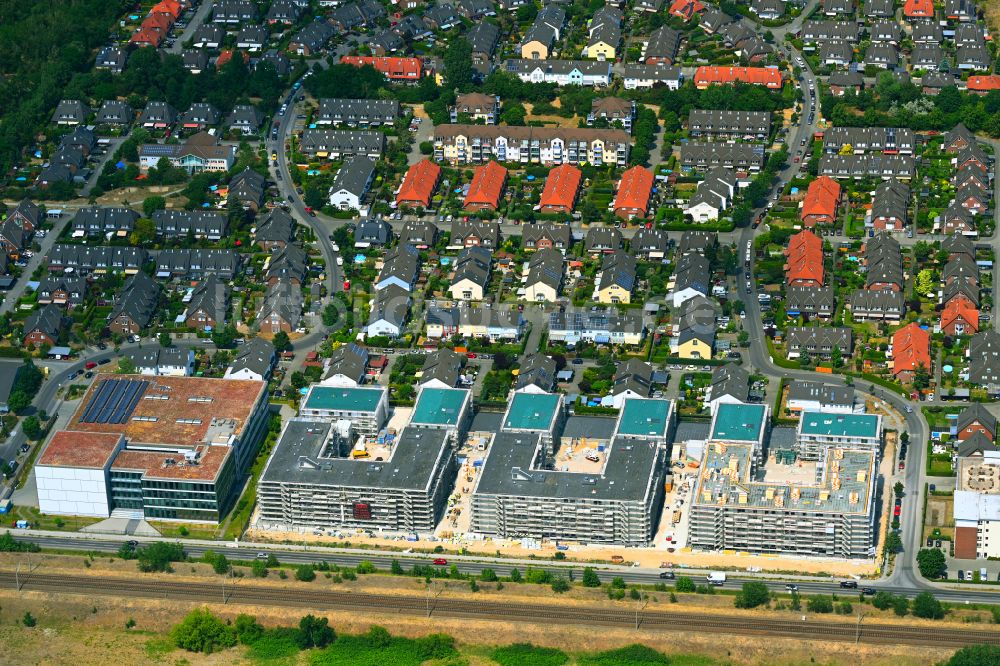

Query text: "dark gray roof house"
[522, 224, 571, 251]
[255, 208, 297, 248]
[24, 304, 64, 345]
[182, 50, 210, 73]
[970, 330, 1000, 392]
[236, 25, 269, 50]
[226, 336, 277, 381]
[155, 249, 241, 280]
[785, 285, 835, 319]
[631, 228, 669, 258]
[289, 20, 337, 55]
[267, 0, 304, 23]
[613, 358, 653, 398]
[226, 105, 264, 134]
[213, 0, 258, 23]
[958, 432, 998, 458]
[185, 274, 229, 328]
[328, 155, 376, 210]
[51, 100, 89, 125]
[109, 272, 160, 334]
[73, 207, 139, 237]
[957, 403, 997, 438]
[585, 227, 623, 253]
[96, 46, 127, 74]
[192, 24, 224, 48]
[299, 129, 385, 159]
[139, 101, 178, 128]
[327, 342, 369, 385]
[849, 289, 905, 321]
[398, 220, 438, 248]
[420, 349, 465, 387]
[95, 100, 133, 126]
[179, 103, 221, 129]
[598, 250, 636, 294]
[267, 244, 308, 284]
[257, 279, 303, 332]
[152, 210, 228, 240]
[229, 167, 266, 208]
[317, 98, 400, 127]
[516, 353, 557, 392]
[785, 326, 852, 357]
[355, 216, 392, 247]
[710, 363, 749, 404]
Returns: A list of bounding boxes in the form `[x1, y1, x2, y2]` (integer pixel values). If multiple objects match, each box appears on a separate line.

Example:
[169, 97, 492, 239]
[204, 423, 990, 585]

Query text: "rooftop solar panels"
[80, 378, 149, 425]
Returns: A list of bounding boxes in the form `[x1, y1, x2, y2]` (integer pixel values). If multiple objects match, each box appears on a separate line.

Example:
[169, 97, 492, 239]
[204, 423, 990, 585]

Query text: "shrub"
[871, 591, 895, 610]
[581, 567, 601, 587]
[247, 627, 299, 661]
[912, 591, 944, 619]
[525, 568, 552, 585]
[629, 588, 641, 600]
[551, 577, 570, 593]
[610, 576, 626, 589]
[893, 596, 910, 617]
[734, 581, 770, 609]
[509, 568, 522, 582]
[674, 576, 695, 593]
[480, 568, 498, 582]
[22, 612, 36, 627]
[234, 614, 264, 645]
[356, 560, 376, 574]
[170, 609, 236, 654]
[136, 542, 186, 573]
[295, 565, 316, 582]
[807, 596, 833, 613]
[837, 601, 853, 615]
[251, 560, 268, 577]
[580, 644, 670, 666]
[295, 614, 335, 649]
[491, 643, 569, 666]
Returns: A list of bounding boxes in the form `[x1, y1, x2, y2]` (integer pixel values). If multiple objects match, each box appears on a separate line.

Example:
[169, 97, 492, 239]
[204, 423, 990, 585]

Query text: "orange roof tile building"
[784, 229, 824, 287]
[340, 56, 422, 81]
[801, 176, 842, 227]
[903, 0, 934, 18]
[397, 159, 442, 209]
[464, 161, 508, 212]
[967, 75, 1000, 94]
[539, 164, 583, 214]
[941, 295, 979, 336]
[668, 0, 705, 20]
[613, 165, 655, 220]
[693, 66, 783, 90]
[130, 26, 166, 47]
[151, 0, 184, 19]
[892, 322, 931, 383]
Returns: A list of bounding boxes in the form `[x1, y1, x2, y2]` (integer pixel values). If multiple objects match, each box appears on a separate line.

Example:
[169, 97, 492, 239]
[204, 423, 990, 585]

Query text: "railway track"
[1, 571, 998, 648]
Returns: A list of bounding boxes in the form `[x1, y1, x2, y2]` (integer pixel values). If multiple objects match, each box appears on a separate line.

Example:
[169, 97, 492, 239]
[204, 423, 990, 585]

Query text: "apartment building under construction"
[687, 441, 877, 558]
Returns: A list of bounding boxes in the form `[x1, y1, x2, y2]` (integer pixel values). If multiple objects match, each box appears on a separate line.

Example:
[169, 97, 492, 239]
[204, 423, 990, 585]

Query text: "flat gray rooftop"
[261, 418, 449, 491]
[563, 415, 617, 441]
[476, 431, 660, 502]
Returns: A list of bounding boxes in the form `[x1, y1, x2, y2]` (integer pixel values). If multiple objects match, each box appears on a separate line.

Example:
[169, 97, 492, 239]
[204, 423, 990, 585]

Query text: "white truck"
[706, 572, 727, 586]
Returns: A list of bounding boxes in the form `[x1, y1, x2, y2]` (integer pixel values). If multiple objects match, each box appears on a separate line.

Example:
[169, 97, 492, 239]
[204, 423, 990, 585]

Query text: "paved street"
[0, 214, 69, 316]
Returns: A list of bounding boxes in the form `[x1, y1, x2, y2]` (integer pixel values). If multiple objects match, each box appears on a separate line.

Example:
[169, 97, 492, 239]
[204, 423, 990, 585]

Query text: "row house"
[864, 233, 904, 292]
[299, 129, 386, 160]
[317, 98, 401, 127]
[822, 127, 916, 155]
[784, 285, 835, 321]
[785, 326, 852, 359]
[46, 245, 147, 275]
[870, 179, 910, 231]
[687, 110, 771, 141]
[785, 229, 824, 288]
[818, 155, 916, 180]
[154, 249, 241, 280]
[522, 224, 572, 252]
[848, 289, 905, 322]
[679, 143, 766, 172]
[622, 63, 682, 90]
[434, 125, 629, 166]
[151, 210, 228, 240]
[503, 59, 612, 87]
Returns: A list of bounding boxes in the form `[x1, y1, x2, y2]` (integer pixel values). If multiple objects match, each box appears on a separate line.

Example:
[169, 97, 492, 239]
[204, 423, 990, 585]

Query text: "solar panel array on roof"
[140, 144, 177, 156]
[80, 378, 149, 424]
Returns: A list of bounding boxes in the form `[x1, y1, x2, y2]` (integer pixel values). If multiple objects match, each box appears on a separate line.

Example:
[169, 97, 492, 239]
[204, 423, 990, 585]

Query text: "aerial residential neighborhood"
[3, 0, 1000, 661]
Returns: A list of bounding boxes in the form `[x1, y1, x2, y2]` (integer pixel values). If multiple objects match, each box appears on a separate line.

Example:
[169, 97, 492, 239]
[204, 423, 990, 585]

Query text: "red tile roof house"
[539, 164, 583, 214]
[463, 160, 508, 212]
[130, 26, 166, 48]
[941, 293, 979, 336]
[341, 56, 422, 82]
[967, 75, 1000, 94]
[396, 159, 441, 209]
[693, 66, 783, 90]
[800, 176, 842, 227]
[668, 0, 705, 20]
[784, 229, 825, 287]
[903, 0, 934, 19]
[612, 165, 654, 220]
[891, 322, 930, 384]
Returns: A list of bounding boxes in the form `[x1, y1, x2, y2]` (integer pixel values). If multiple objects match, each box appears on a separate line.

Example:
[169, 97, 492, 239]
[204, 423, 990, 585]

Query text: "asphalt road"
[13, 531, 1000, 605]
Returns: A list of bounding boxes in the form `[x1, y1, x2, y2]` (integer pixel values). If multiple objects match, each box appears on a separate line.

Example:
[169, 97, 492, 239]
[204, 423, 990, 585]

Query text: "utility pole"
[855, 612, 865, 644]
[634, 595, 647, 630]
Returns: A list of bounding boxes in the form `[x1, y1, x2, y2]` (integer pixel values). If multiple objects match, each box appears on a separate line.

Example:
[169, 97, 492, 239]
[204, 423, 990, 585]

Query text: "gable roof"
[24, 304, 63, 339]
[598, 250, 636, 292]
[464, 161, 507, 209]
[785, 229, 824, 285]
[892, 322, 931, 376]
[711, 363, 749, 402]
[110, 272, 160, 329]
[958, 403, 997, 436]
[539, 164, 583, 210]
[801, 176, 841, 221]
[614, 165, 654, 215]
[397, 159, 441, 208]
